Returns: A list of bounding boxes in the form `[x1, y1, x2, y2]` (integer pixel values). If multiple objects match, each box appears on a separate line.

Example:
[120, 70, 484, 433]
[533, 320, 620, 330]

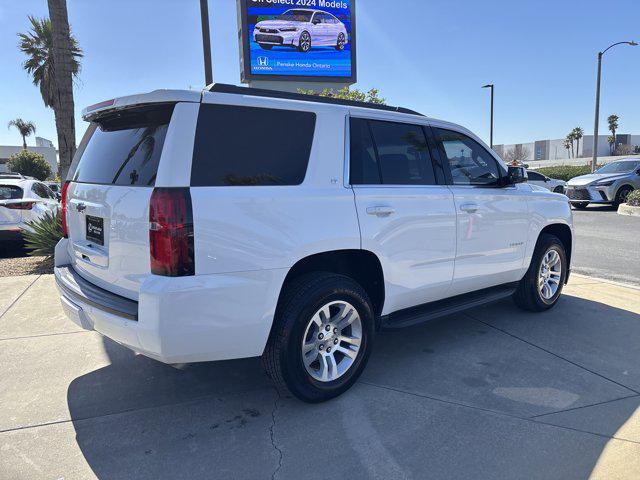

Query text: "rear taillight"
[149, 188, 195, 277]
[5, 202, 34, 210]
[61, 181, 70, 238]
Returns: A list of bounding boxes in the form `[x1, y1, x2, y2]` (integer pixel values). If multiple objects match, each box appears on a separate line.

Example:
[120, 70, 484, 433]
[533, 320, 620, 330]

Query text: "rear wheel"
[615, 186, 634, 206]
[335, 33, 346, 51]
[572, 202, 589, 210]
[513, 234, 567, 312]
[262, 272, 375, 403]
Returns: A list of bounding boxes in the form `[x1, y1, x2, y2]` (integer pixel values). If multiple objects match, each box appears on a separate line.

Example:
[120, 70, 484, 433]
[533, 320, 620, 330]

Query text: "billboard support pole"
[200, 0, 214, 85]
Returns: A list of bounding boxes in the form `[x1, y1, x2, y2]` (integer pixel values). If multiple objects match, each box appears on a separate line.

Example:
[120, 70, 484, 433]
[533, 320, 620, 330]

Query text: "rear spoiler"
[82, 90, 202, 121]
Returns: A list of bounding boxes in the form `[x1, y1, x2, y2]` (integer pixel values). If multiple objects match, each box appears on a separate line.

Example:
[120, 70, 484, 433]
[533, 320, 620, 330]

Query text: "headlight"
[595, 180, 615, 187]
[279, 27, 298, 32]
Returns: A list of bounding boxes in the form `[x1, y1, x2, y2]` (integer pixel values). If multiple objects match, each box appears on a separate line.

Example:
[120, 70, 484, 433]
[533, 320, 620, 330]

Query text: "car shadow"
[67, 295, 640, 479]
[575, 204, 618, 212]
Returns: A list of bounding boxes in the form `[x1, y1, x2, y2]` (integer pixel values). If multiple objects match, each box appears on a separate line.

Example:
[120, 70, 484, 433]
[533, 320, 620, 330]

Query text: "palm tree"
[7, 118, 36, 149]
[572, 127, 584, 158]
[607, 114, 619, 152]
[607, 135, 616, 155]
[18, 9, 82, 179]
[566, 133, 575, 158]
[563, 138, 572, 158]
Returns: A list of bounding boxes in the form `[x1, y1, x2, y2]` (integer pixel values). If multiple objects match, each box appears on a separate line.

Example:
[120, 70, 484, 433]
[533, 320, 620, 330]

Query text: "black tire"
[513, 234, 568, 312]
[553, 186, 564, 194]
[297, 31, 311, 52]
[572, 202, 589, 210]
[258, 43, 273, 50]
[615, 186, 634, 206]
[335, 33, 346, 51]
[262, 272, 375, 403]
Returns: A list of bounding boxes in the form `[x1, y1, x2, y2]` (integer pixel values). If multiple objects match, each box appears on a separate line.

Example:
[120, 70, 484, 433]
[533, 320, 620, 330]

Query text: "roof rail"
[206, 83, 425, 117]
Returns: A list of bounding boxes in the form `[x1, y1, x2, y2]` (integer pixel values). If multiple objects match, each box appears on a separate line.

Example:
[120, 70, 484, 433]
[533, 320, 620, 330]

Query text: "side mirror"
[544, 177, 550, 182]
[505, 166, 528, 186]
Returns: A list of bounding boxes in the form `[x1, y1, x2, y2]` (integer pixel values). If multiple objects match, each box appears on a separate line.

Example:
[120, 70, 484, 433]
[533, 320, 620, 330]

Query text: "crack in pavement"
[0, 275, 41, 320]
[269, 387, 284, 480]
[531, 394, 640, 419]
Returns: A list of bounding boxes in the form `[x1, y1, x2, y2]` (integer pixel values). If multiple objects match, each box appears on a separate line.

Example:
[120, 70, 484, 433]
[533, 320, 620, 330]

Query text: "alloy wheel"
[300, 32, 311, 52]
[538, 248, 562, 301]
[301, 301, 362, 382]
[337, 33, 345, 50]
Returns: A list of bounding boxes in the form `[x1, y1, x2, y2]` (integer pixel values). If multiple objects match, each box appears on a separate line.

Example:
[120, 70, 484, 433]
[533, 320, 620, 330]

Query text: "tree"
[607, 135, 616, 155]
[563, 138, 572, 158]
[572, 127, 584, 158]
[607, 114, 619, 152]
[7, 150, 52, 180]
[18, 9, 82, 180]
[566, 133, 575, 158]
[298, 86, 386, 105]
[7, 118, 36, 149]
[505, 146, 531, 164]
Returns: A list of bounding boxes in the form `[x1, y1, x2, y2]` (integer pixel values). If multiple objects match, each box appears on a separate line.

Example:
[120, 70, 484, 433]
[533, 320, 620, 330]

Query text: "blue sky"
[1, 0, 639, 148]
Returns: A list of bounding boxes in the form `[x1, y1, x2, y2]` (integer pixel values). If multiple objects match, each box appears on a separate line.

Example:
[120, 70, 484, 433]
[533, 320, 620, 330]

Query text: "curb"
[571, 273, 640, 291]
[617, 203, 640, 217]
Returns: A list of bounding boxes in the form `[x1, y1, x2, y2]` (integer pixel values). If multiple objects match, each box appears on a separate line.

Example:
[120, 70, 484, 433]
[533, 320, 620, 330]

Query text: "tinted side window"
[0, 185, 23, 200]
[369, 121, 436, 185]
[435, 128, 501, 186]
[349, 118, 380, 185]
[32, 183, 54, 199]
[191, 105, 316, 187]
[527, 171, 545, 181]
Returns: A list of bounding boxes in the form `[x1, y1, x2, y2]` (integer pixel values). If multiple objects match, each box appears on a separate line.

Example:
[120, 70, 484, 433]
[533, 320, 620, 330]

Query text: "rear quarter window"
[0, 185, 23, 200]
[69, 104, 174, 186]
[191, 104, 316, 186]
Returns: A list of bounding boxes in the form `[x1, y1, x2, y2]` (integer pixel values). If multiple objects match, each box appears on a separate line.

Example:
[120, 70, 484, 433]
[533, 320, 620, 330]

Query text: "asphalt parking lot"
[571, 205, 640, 285]
[2, 273, 640, 479]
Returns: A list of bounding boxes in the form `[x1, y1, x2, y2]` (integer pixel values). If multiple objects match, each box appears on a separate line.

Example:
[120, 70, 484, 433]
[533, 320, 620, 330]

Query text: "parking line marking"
[0, 275, 41, 320]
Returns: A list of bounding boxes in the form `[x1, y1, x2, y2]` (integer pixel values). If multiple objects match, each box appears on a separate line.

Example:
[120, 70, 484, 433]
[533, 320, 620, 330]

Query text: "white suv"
[55, 85, 573, 402]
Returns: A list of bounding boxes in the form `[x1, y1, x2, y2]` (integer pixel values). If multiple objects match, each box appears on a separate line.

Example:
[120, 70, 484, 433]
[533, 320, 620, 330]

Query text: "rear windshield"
[191, 104, 316, 186]
[69, 104, 174, 186]
[0, 185, 23, 200]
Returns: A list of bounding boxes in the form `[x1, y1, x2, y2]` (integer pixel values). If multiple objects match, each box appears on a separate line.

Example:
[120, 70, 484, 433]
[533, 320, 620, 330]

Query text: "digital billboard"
[238, 0, 356, 83]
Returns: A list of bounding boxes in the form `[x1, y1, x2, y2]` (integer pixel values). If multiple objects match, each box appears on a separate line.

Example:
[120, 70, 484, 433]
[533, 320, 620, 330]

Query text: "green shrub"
[23, 210, 62, 257]
[535, 164, 599, 182]
[626, 190, 640, 207]
[7, 150, 52, 181]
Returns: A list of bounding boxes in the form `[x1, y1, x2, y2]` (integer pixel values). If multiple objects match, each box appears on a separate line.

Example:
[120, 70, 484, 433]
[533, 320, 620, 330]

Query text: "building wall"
[0, 145, 58, 179]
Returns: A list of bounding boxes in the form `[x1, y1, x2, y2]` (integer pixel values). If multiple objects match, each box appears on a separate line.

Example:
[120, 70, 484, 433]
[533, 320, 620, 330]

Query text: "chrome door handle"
[460, 203, 479, 213]
[366, 206, 395, 217]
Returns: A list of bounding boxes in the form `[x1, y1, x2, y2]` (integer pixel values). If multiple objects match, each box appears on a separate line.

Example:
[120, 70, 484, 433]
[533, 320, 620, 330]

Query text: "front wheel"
[615, 186, 633, 206]
[258, 43, 273, 50]
[297, 31, 312, 52]
[335, 33, 346, 51]
[553, 186, 565, 194]
[513, 234, 567, 312]
[262, 272, 375, 403]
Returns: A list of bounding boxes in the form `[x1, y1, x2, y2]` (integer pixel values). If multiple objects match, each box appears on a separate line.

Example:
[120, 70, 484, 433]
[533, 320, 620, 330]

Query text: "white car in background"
[527, 170, 566, 193]
[254, 9, 348, 52]
[0, 176, 59, 243]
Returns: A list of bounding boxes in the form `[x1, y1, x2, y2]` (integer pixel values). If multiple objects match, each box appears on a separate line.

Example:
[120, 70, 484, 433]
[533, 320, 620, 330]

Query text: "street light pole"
[591, 41, 637, 172]
[200, 0, 214, 86]
[482, 84, 494, 148]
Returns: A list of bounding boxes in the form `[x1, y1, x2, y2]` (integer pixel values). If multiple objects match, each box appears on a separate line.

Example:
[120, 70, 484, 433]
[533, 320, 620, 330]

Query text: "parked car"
[565, 159, 640, 209]
[526, 170, 566, 193]
[0, 178, 59, 243]
[45, 181, 62, 199]
[254, 9, 348, 52]
[54, 84, 573, 403]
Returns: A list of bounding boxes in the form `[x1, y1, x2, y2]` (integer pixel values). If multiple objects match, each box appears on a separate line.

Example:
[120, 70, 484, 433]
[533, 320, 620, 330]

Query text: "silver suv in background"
[566, 159, 640, 209]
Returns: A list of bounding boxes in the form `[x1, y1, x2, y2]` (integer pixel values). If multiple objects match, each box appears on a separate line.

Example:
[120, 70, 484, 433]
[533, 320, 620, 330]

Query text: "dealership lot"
[571, 206, 640, 285]
[1, 273, 640, 479]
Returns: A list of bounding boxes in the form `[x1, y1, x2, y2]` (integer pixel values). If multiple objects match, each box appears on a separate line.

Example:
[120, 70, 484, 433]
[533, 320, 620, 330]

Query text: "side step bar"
[381, 283, 518, 330]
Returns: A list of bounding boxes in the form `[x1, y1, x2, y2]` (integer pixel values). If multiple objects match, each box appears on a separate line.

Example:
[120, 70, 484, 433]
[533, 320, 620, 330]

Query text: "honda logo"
[257, 56, 269, 66]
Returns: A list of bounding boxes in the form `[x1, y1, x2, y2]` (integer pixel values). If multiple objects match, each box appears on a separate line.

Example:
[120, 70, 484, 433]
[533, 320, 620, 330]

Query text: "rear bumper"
[54, 246, 287, 364]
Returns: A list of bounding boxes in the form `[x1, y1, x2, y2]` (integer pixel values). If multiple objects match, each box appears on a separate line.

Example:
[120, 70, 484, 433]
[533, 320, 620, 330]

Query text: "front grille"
[256, 34, 284, 44]
[566, 188, 591, 200]
[259, 28, 280, 34]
